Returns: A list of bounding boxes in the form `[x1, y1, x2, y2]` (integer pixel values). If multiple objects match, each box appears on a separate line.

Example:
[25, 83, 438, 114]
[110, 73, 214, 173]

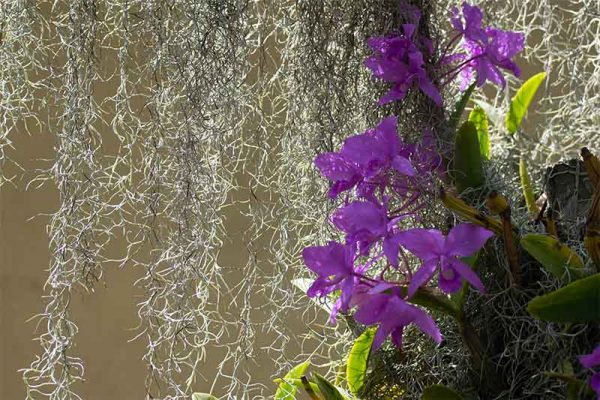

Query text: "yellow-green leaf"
[453, 121, 484, 193]
[472, 99, 502, 126]
[468, 106, 491, 160]
[275, 361, 310, 400]
[521, 234, 585, 282]
[422, 384, 464, 400]
[313, 373, 346, 400]
[192, 394, 218, 400]
[519, 158, 539, 215]
[505, 72, 547, 134]
[528, 273, 600, 322]
[346, 327, 376, 395]
[449, 82, 476, 131]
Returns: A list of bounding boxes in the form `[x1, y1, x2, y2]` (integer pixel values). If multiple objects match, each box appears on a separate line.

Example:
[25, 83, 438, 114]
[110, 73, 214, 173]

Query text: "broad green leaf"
[472, 99, 502, 126]
[528, 273, 600, 322]
[291, 278, 332, 313]
[453, 121, 484, 193]
[468, 106, 490, 159]
[274, 378, 320, 394]
[275, 361, 310, 400]
[346, 327, 376, 395]
[449, 82, 476, 131]
[505, 72, 547, 134]
[313, 373, 346, 400]
[300, 377, 322, 400]
[422, 384, 464, 400]
[192, 394, 218, 400]
[521, 234, 585, 282]
[519, 158, 539, 215]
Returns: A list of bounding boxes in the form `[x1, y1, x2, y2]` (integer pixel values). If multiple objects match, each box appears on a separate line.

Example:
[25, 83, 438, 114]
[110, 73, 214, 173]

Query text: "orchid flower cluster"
[301, 3, 524, 351]
[364, 1, 525, 108]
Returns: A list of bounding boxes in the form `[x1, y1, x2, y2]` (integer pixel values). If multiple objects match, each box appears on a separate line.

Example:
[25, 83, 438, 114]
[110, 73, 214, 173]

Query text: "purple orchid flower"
[450, 2, 487, 43]
[459, 28, 523, 89]
[339, 116, 416, 179]
[331, 198, 410, 265]
[353, 284, 442, 350]
[365, 25, 442, 106]
[579, 345, 600, 399]
[314, 152, 362, 199]
[314, 116, 416, 199]
[332, 200, 388, 253]
[395, 223, 493, 296]
[302, 241, 358, 314]
[449, 2, 524, 90]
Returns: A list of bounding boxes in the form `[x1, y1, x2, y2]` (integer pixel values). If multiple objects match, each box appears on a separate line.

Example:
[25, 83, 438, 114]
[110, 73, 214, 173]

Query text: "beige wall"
[0, 125, 148, 398]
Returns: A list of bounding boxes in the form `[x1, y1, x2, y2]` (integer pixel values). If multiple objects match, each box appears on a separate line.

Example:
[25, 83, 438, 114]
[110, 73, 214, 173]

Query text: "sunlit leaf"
[472, 99, 502, 126]
[192, 394, 218, 400]
[468, 106, 490, 159]
[521, 234, 585, 282]
[346, 327, 376, 395]
[275, 361, 310, 400]
[528, 273, 600, 322]
[313, 373, 346, 400]
[505, 72, 547, 134]
[519, 158, 539, 215]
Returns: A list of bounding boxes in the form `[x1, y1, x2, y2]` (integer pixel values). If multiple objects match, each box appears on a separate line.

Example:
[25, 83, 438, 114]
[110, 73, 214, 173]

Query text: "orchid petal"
[383, 235, 401, 268]
[392, 155, 417, 176]
[353, 294, 388, 325]
[409, 304, 442, 344]
[444, 223, 493, 257]
[372, 322, 394, 350]
[391, 326, 405, 348]
[407, 258, 438, 298]
[438, 264, 464, 294]
[418, 77, 443, 106]
[579, 345, 600, 369]
[449, 258, 486, 293]
[590, 373, 600, 397]
[302, 242, 354, 277]
[395, 228, 444, 259]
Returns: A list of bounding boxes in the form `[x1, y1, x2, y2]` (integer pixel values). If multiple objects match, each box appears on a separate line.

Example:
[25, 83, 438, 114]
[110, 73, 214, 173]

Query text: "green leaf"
[449, 82, 476, 131]
[313, 373, 346, 400]
[403, 286, 461, 319]
[453, 121, 484, 193]
[505, 72, 547, 134]
[468, 106, 490, 160]
[521, 234, 585, 283]
[472, 99, 502, 126]
[192, 394, 218, 400]
[275, 361, 310, 400]
[300, 376, 323, 400]
[422, 384, 464, 400]
[519, 158, 539, 215]
[528, 273, 600, 322]
[274, 378, 320, 394]
[346, 327, 376, 395]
